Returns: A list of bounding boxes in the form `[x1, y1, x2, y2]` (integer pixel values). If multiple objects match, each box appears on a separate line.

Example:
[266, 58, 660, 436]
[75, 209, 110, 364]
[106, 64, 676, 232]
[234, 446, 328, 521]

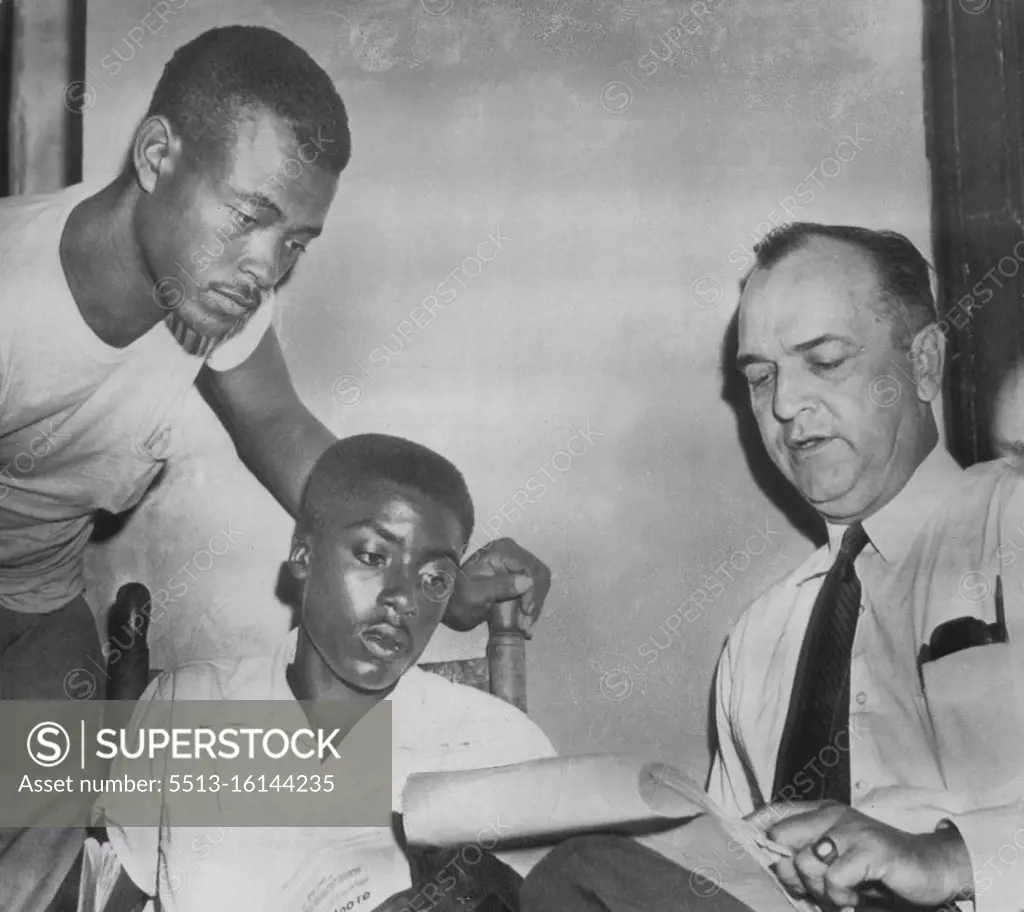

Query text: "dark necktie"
[773, 522, 870, 804]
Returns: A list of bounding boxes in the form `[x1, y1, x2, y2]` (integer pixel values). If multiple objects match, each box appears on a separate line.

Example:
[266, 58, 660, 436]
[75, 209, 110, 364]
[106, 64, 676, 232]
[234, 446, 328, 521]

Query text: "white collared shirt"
[708, 445, 1024, 912]
[103, 630, 555, 912]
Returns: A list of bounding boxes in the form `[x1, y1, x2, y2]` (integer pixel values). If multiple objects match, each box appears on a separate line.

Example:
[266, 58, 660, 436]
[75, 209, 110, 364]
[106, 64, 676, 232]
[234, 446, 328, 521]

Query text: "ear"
[909, 322, 945, 404]
[288, 533, 312, 582]
[132, 115, 181, 194]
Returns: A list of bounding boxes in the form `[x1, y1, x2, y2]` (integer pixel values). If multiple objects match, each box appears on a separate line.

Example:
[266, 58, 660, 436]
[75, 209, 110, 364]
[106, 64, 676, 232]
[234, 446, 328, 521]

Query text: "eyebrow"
[735, 334, 854, 371]
[790, 333, 855, 354]
[233, 186, 283, 217]
[422, 548, 462, 566]
[348, 520, 460, 566]
[231, 186, 323, 238]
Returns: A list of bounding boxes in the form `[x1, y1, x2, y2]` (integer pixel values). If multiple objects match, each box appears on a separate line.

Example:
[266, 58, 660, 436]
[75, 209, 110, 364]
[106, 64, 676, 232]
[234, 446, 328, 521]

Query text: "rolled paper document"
[402, 754, 800, 911]
[402, 753, 788, 857]
[403, 755, 681, 847]
[639, 762, 792, 863]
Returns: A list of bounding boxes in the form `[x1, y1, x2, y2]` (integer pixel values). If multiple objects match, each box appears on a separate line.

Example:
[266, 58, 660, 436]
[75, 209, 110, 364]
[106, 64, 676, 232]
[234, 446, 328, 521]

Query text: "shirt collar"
[797, 444, 963, 584]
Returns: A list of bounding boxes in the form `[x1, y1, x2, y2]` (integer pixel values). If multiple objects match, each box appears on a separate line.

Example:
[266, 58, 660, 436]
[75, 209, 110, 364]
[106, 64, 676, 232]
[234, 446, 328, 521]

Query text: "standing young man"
[0, 25, 548, 911]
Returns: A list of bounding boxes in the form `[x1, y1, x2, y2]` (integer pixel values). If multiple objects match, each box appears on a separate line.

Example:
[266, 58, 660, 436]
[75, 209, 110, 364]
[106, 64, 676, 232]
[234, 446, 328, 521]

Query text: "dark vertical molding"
[0, 0, 13, 198]
[8, 0, 85, 195]
[67, 0, 85, 186]
[924, 0, 1024, 466]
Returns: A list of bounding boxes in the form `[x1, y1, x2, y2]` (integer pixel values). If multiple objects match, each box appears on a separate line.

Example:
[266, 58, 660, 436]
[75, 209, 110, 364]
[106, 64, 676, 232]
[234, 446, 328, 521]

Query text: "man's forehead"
[211, 109, 337, 222]
[738, 240, 881, 345]
[330, 480, 463, 543]
[227, 112, 298, 174]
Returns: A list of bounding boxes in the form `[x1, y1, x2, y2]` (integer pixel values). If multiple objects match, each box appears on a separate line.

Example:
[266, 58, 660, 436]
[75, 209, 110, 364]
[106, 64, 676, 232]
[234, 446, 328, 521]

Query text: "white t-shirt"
[102, 630, 556, 912]
[0, 184, 275, 614]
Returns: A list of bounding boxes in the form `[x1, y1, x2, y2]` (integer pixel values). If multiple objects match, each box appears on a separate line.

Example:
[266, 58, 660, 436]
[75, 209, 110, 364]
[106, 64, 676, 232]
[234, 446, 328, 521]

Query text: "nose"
[379, 565, 417, 622]
[238, 236, 284, 292]
[771, 367, 815, 424]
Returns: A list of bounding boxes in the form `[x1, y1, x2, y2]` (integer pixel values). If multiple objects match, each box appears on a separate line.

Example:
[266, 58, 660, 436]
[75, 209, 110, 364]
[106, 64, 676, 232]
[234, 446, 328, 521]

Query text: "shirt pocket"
[921, 643, 1023, 794]
[70, 423, 169, 517]
[91, 340, 194, 514]
[113, 432, 172, 514]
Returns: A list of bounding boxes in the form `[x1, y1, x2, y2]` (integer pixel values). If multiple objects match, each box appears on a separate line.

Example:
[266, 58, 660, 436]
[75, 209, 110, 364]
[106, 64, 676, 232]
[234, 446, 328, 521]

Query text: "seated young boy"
[97, 433, 556, 911]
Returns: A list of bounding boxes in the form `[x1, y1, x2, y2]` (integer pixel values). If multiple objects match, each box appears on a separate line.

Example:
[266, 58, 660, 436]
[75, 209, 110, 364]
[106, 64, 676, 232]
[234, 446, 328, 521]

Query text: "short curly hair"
[300, 434, 475, 544]
[146, 25, 351, 173]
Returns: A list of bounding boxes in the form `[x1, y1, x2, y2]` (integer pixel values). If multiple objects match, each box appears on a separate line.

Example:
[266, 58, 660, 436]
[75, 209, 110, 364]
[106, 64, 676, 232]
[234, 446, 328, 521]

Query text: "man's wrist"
[442, 599, 482, 631]
[930, 820, 975, 902]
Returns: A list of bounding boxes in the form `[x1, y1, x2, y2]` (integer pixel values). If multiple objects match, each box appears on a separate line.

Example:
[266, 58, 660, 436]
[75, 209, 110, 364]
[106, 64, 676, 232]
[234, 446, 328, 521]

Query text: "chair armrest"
[486, 600, 527, 712]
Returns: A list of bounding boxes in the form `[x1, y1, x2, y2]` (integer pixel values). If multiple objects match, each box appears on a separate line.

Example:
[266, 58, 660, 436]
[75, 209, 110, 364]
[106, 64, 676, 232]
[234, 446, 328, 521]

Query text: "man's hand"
[764, 801, 974, 908]
[443, 538, 551, 637]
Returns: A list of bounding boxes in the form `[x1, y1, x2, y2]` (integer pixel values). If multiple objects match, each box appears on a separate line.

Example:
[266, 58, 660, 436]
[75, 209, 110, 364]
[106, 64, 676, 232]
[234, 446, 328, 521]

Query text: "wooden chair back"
[105, 584, 528, 712]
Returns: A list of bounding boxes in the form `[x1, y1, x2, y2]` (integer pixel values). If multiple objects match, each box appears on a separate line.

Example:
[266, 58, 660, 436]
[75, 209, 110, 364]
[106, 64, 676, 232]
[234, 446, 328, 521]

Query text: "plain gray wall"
[82, 0, 932, 780]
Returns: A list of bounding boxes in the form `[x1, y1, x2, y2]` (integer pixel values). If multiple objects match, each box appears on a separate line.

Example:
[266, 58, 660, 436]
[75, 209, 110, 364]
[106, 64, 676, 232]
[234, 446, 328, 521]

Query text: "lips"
[359, 624, 411, 662]
[788, 435, 835, 457]
[210, 287, 259, 319]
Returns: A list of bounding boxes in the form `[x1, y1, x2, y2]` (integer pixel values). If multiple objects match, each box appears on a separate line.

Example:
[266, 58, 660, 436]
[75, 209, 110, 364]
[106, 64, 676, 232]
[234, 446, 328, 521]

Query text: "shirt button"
[858, 603, 865, 616]
[855, 780, 867, 793]
[856, 692, 868, 705]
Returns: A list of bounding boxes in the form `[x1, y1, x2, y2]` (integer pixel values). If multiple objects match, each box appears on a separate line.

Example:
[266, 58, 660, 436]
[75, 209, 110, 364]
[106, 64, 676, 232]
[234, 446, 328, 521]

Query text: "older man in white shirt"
[522, 223, 1024, 912]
